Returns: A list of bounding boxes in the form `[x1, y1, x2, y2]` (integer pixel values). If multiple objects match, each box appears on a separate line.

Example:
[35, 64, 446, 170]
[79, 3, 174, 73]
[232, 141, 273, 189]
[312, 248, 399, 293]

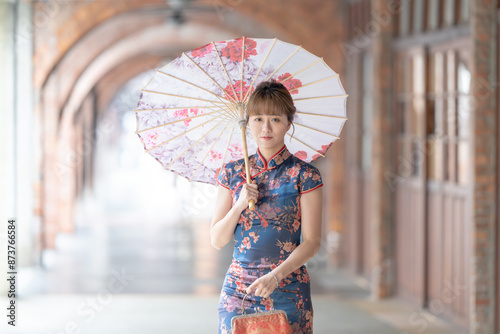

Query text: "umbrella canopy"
[134, 36, 348, 185]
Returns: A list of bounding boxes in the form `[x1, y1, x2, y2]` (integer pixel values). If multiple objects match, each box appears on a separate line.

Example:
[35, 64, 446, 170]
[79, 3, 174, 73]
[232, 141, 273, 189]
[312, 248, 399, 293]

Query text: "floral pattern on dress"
[216, 145, 323, 334]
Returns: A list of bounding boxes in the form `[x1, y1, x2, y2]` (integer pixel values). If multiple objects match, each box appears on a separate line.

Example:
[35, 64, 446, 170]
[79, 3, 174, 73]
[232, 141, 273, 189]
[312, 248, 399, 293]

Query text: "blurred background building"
[0, 0, 498, 333]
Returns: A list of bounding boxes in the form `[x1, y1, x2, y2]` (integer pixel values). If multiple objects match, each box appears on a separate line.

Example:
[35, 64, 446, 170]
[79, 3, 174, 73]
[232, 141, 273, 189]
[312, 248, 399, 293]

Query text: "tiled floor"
[1, 281, 460, 334]
[0, 293, 414, 334]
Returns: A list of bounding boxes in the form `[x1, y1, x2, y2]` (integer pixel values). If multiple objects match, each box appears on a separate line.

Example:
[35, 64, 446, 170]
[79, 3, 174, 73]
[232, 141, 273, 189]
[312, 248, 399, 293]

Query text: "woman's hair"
[245, 80, 296, 125]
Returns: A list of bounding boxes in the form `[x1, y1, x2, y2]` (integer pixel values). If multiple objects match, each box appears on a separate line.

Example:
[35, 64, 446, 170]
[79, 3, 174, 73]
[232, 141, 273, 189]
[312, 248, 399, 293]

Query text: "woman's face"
[248, 113, 291, 152]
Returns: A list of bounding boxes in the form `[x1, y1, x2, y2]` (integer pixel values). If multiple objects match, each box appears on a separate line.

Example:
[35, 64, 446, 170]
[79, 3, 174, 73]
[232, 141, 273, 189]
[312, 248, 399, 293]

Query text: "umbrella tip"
[238, 119, 247, 128]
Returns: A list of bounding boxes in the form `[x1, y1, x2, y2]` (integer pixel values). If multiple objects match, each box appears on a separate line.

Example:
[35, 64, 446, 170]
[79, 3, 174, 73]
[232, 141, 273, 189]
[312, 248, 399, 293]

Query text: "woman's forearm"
[271, 188, 323, 282]
[272, 239, 321, 282]
[210, 205, 244, 250]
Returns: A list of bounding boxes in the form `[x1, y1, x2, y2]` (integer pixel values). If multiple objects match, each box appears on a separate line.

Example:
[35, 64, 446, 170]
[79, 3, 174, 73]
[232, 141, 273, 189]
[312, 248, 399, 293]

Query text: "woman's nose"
[263, 120, 271, 131]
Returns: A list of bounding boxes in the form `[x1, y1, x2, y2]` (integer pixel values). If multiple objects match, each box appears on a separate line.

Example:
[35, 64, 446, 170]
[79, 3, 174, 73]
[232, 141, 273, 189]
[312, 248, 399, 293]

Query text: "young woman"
[211, 80, 323, 334]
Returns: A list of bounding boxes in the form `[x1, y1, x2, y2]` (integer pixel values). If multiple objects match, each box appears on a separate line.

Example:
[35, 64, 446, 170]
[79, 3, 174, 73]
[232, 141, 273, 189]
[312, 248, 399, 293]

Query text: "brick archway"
[35, 0, 345, 88]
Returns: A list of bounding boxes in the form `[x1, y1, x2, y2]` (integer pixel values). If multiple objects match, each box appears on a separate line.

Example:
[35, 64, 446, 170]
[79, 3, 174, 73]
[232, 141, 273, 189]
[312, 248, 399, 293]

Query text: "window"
[398, 0, 411, 36]
[456, 59, 470, 185]
[443, 0, 456, 27]
[427, 51, 444, 181]
[401, 0, 469, 36]
[459, 0, 469, 23]
[396, 45, 470, 185]
[427, 0, 440, 31]
[412, 0, 425, 34]
[395, 49, 425, 178]
[427, 45, 470, 185]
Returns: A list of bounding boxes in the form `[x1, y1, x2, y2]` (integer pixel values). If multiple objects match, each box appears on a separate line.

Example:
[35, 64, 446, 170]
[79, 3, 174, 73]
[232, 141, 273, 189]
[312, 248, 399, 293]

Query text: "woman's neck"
[258, 144, 285, 163]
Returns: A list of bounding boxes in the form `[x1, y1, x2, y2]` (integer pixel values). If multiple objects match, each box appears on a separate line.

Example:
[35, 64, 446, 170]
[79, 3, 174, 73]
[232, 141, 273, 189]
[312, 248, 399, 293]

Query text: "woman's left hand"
[246, 272, 279, 299]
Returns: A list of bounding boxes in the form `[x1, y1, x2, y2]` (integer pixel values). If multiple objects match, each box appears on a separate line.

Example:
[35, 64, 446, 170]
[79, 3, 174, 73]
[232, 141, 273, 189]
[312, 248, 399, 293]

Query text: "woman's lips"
[261, 137, 272, 141]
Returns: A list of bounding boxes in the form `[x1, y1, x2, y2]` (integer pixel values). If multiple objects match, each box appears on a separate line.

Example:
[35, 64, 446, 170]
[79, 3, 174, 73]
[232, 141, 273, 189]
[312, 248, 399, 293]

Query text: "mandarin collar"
[253, 145, 291, 169]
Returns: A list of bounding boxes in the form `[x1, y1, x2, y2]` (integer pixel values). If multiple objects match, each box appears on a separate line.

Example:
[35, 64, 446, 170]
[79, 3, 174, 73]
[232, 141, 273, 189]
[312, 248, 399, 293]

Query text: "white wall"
[0, 0, 35, 297]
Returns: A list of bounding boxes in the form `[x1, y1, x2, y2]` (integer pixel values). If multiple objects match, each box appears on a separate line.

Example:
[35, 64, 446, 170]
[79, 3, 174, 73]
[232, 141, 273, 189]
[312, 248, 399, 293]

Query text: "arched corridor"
[1, 0, 499, 333]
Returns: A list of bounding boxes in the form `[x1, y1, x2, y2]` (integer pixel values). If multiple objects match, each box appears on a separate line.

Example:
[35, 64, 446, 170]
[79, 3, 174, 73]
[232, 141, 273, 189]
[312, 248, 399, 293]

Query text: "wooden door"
[426, 40, 471, 330]
[394, 47, 427, 306]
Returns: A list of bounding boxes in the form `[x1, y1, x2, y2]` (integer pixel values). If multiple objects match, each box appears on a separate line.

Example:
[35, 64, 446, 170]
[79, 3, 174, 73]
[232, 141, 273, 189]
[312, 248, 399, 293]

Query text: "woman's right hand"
[235, 180, 259, 212]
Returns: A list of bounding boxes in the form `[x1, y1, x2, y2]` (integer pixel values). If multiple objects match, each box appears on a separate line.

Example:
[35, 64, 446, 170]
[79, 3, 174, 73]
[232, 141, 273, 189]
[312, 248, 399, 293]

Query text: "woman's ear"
[287, 121, 292, 131]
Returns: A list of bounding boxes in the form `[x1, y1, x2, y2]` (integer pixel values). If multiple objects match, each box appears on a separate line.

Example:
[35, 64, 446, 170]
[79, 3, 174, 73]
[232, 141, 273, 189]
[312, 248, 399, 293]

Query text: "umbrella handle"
[240, 123, 256, 211]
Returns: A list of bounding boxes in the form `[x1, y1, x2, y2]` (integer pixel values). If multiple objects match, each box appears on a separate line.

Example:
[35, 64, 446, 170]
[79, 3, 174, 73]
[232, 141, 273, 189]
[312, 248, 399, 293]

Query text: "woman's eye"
[272, 118, 280, 122]
[254, 118, 261, 122]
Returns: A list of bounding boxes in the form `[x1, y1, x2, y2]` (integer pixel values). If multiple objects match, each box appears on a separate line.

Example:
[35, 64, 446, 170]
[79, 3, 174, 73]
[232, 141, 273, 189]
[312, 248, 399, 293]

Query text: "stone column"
[41, 79, 64, 250]
[329, 0, 349, 267]
[320, 0, 348, 268]
[370, 0, 395, 298]
[469, 0, 497, 333]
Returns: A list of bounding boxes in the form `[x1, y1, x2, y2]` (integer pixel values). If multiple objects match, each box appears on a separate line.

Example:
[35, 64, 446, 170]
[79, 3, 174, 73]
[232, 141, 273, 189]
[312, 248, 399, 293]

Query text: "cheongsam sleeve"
[217, 164, 230, 189]
[299, 164, 323, 194]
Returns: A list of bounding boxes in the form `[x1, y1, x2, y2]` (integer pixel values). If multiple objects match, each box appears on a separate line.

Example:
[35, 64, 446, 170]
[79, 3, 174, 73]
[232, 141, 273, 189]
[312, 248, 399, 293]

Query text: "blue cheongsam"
[216, 145, 323, 334]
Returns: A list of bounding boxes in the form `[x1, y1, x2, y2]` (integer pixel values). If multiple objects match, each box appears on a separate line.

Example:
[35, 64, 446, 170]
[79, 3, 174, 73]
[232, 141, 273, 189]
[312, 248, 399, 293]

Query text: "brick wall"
[470, 0, 498, 333]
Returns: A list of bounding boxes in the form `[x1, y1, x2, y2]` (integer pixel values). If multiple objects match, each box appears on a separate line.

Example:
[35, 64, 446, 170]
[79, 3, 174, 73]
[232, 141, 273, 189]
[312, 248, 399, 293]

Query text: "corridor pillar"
[470, 0, 497, 333]
[369, 0, 396, 298]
